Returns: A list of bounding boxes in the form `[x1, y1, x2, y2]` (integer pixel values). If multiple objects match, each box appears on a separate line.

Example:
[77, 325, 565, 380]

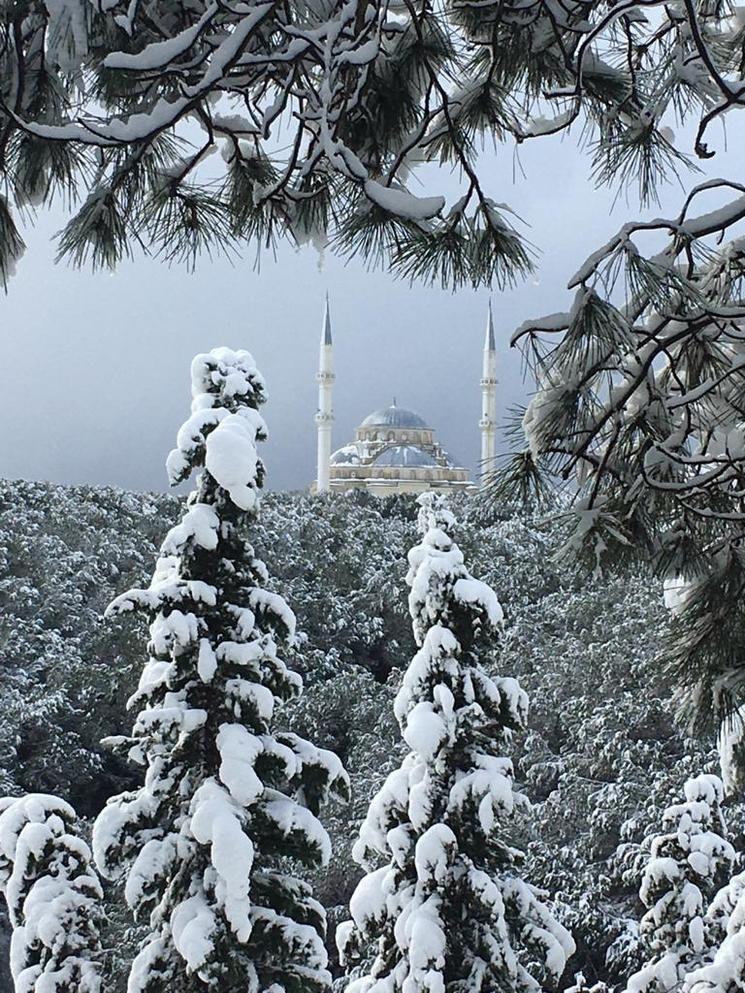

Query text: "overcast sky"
[1, 127, 741, 493]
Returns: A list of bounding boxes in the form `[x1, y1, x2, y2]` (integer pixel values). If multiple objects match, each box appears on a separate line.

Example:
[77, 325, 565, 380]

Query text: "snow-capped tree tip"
[93, 348, 348, 992]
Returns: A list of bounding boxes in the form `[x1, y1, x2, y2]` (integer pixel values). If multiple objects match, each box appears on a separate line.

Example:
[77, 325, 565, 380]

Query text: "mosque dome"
[360, 405, 430, 430]
[324, 398, 472, 495]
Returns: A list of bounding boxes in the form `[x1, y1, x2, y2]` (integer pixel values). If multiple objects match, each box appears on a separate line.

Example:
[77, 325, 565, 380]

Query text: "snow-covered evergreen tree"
[684, 878, 745, 993]
[0, 793, 103, 993]
[337, 493, 575, 993]
[624, 775, 734, 993]
[93, 347, 349, 992]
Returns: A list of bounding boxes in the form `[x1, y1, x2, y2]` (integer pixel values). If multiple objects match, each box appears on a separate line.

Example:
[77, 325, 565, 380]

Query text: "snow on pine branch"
[493, 179, 745, 742]
[6, 0, 745, 285]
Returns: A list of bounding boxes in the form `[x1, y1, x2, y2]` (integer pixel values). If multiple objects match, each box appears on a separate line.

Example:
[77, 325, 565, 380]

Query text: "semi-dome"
[360, 405, 430, 430]
[330, 444, 361, 466]
[373, 446, 438, 468]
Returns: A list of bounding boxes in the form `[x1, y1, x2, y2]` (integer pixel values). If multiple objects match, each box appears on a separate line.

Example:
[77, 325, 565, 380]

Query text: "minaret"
[479, 301, 497, 478]
[315, 295, 334, 493]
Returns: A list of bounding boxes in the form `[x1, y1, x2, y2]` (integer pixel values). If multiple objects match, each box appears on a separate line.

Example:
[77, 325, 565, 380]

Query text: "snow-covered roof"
[331, 444, 362, 465]
[360, 405, 430, 430]
[373, 446, 438, 468]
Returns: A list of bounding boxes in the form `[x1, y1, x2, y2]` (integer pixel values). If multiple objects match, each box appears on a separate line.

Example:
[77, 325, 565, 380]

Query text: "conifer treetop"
[623, 774, 734, 993]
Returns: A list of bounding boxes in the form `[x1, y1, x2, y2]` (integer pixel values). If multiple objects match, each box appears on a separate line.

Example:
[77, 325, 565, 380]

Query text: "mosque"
[313, 300, 498, 497]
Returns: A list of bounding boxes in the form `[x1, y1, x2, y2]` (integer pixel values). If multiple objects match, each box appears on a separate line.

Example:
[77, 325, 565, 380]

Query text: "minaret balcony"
[316, 371, 336, 383]
[479, 417, 494, 429]
[480, 377, 497, 388]
[315, 411, 334, 424]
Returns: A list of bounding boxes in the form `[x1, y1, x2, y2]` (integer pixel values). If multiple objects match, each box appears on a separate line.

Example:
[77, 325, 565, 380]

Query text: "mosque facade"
[313, 301, 497, 497]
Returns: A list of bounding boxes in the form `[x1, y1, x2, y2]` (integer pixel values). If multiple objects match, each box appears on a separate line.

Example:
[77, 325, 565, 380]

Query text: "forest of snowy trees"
[1, 347, 743, 993]
[5, 0, 745, 990]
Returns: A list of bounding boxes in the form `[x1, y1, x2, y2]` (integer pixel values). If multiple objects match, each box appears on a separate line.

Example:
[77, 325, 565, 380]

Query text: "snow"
[453, 577, 504, 626]
[171, 893, 218, 972]
[414, 825, 455, 884]
[216, 724, 264, 806]
[663, 576, 692, 614]
[349, 866, 390, 929]
[402, 701, 449, 760]
[161, 503, 220, 555]
[124, 834, 178, 910]
[0, 794, 75, 863]
[262, 794, 332, 866]
[249, 588, 297, 639]
[104, 3, 219, 71]
[448, 757, 516, 831]
[197, 638, 218, 683]
[0, 794, 102, 993]
[205, 413, 260, 511]
[190, 780, 255, 942]
[127, 936, 170, 993]
[363, 180, 445, 220]
[149, 609, 199, 655]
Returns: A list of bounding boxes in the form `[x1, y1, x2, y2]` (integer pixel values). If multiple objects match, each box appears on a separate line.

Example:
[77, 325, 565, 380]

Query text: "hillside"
[0, 477, 734, 990]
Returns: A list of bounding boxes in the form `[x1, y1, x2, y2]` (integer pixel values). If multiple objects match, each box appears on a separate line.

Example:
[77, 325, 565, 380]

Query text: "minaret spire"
[323, 292, 332, 345]
[315, 295, 335, 493]
[484, 299, 496, 351]
[479, 301, 497, 480]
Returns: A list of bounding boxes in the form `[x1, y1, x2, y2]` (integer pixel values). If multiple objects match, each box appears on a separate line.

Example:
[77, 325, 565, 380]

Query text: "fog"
[1, 128, 740, 493]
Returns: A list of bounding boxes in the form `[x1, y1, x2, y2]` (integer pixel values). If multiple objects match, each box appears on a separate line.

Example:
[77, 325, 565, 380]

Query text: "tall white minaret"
[479, 301, 497, 478]
[315, 295, 334, 493]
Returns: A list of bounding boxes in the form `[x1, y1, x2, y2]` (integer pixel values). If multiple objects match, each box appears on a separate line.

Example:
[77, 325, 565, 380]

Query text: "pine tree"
[0, 793, 103, 993]
[337, 493, 575, 993]
[4, 0, 745, 287]
[92, 347, 349, 992]
[624, 774, 734, 993]
[684, 878, 745, 993]
[492, 183, 745, 750]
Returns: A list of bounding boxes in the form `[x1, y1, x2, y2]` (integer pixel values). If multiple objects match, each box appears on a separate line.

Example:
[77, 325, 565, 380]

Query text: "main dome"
[360, 405, 430, 430]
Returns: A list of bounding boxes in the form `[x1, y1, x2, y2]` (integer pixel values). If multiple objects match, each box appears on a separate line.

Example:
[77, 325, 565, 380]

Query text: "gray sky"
[1, 128, 741, 493]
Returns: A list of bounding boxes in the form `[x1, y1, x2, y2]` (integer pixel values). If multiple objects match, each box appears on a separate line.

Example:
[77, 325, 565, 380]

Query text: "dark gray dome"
[373, 445, 438, 468]
[361, 405, 429, 430]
